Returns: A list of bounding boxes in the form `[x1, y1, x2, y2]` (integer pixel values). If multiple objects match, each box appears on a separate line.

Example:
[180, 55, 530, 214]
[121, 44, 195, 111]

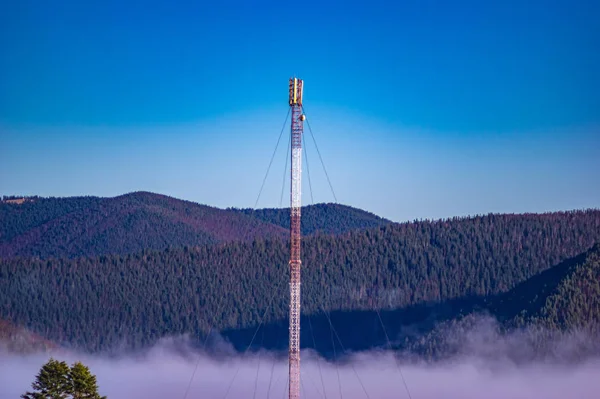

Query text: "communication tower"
[288, 77, 305, 399]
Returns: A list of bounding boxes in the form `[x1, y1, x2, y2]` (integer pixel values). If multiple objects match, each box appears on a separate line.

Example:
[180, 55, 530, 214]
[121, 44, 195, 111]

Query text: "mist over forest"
[3, 318, 600, 399]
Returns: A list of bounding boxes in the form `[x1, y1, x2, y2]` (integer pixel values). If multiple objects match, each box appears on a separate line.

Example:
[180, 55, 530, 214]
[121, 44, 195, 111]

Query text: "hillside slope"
[1, 209, 598, 352]
[522, 243, 600, 331]
[487, 243, 598, 327]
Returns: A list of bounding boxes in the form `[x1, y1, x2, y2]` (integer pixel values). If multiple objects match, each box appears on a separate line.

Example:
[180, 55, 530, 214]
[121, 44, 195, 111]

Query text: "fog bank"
[2, 342, 599, 399]
[3, 316, 600, 398]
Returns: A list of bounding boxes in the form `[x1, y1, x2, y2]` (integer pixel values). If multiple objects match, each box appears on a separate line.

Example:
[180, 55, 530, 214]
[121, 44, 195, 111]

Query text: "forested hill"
[0, 192, 391, 259]
[0, 209, 598, 352]
[0, 192, 288, 259]
[234, 203, 391, 235]
[501, 243, 600, 331]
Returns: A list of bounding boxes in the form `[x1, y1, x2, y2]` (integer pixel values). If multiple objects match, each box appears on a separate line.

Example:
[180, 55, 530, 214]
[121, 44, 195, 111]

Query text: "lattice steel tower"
[288, 77, 305, 399]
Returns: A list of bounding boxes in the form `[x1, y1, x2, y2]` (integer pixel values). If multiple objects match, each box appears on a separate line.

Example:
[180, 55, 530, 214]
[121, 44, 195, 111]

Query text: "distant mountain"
[1, 209, 599, 353]
[234, 203, 391, 236]
[0, 192, 289, 259]
[0, 192, 393, 259]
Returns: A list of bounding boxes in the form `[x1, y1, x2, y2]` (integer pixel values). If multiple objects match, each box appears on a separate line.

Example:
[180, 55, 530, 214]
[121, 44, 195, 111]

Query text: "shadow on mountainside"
[488, 246, 594, 324]
[219, 294, 488, 360]
[219, 245, 598, 360]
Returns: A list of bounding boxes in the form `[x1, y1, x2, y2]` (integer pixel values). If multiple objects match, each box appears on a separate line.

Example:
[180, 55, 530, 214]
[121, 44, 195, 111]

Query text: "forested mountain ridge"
[0, 192, 287, 259]
[1, 209, 598, 353]
[0, 192, 393, 259]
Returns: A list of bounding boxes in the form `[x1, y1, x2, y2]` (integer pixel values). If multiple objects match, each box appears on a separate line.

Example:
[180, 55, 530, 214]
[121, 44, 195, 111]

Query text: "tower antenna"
[288, 77, 305, 399]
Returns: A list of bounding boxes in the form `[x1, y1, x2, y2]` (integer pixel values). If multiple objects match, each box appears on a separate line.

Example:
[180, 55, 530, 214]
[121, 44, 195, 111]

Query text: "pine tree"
[69, 362, 106, 399]
[21, 358, 71, 399]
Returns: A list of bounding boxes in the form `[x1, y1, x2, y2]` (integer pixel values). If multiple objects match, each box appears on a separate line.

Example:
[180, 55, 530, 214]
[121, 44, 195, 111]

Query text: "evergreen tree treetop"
[21, 359, 106, 399]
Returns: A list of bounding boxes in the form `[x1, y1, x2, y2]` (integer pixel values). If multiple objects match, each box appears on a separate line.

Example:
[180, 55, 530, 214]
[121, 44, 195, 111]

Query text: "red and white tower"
[288, 77, 304, 399]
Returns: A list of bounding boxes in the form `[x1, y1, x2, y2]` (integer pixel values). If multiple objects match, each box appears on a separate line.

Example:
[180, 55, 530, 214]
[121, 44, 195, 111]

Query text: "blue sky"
[1, 0, 599, 222]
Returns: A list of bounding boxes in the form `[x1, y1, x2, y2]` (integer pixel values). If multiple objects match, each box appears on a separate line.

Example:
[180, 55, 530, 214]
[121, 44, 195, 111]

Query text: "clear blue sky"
[1, 0, 599, 222]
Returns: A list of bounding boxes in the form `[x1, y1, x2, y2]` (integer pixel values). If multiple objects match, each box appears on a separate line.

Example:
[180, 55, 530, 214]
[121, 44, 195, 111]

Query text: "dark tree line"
[1, 209, 598, 352]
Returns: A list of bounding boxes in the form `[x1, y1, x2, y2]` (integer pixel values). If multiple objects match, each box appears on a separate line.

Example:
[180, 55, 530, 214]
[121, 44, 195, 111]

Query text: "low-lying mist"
[2, 316, 599, 399]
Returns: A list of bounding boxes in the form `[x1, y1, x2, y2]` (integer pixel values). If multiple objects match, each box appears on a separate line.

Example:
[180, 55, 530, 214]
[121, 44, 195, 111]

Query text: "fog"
[2, 320, 600, 399]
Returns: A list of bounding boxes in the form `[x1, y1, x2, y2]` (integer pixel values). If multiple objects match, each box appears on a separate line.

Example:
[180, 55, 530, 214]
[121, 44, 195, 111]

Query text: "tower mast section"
[288, 77, 305, 399]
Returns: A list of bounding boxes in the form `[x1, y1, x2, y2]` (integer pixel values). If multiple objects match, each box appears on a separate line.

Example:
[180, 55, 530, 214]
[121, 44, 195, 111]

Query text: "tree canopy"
[22, 358, 106, 399]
